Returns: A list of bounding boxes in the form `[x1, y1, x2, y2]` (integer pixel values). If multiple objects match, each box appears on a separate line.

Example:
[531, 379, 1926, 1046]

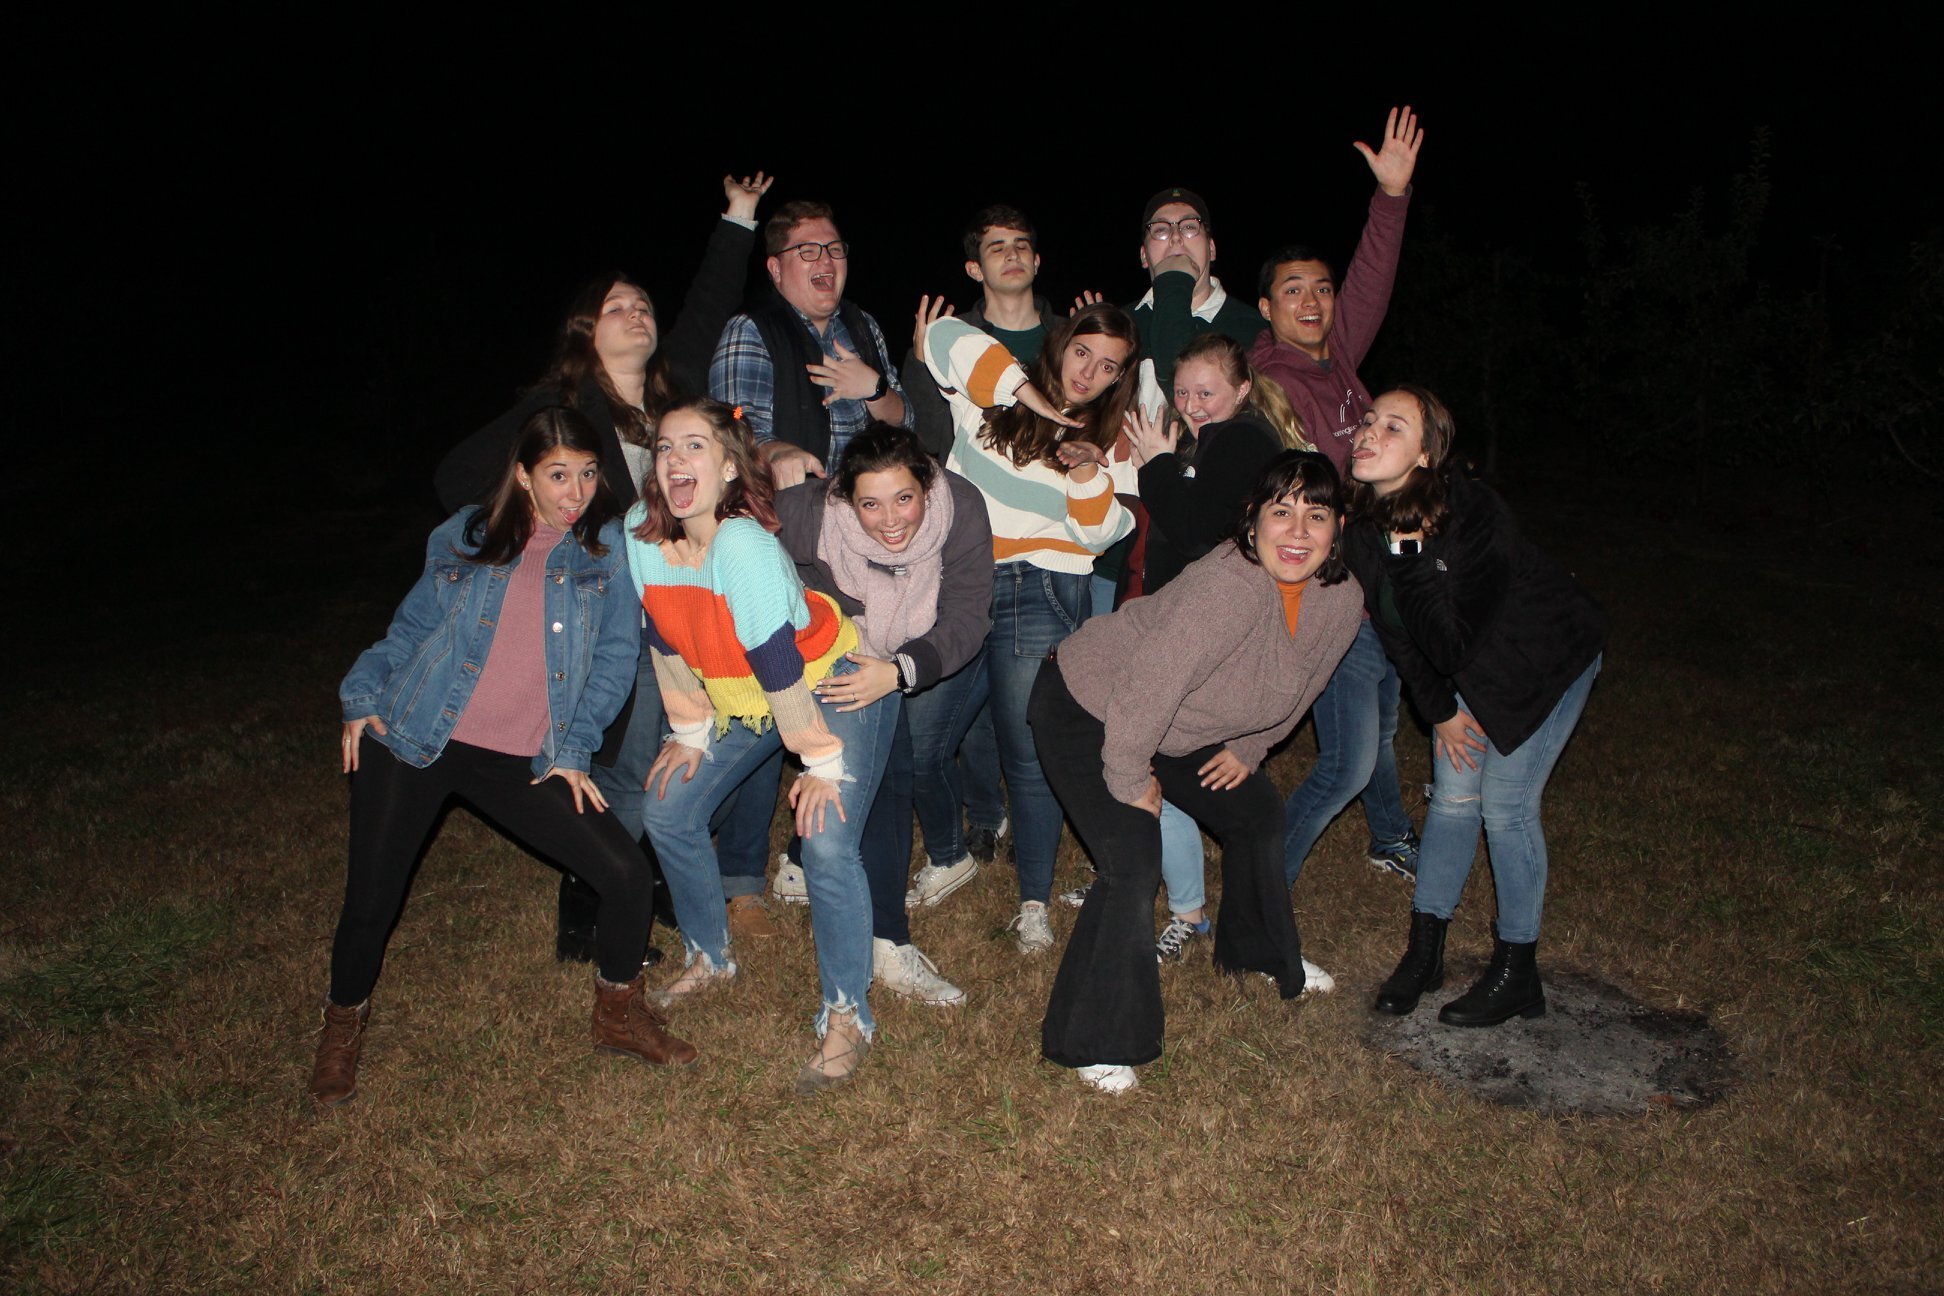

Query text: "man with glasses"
[1131, 188, 1265, 388]
[711, 200, 909, 489]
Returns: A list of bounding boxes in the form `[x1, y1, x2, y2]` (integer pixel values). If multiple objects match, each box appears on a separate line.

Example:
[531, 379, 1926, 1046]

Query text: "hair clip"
[731, 405, 745, 421]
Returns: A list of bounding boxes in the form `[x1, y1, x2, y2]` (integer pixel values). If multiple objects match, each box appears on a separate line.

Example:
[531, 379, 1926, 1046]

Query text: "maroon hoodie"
[1249, 188, 1411, 474]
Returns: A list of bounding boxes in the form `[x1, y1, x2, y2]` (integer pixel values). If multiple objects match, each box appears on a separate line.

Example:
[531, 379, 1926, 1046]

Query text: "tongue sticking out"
[669, 479, 698, 511]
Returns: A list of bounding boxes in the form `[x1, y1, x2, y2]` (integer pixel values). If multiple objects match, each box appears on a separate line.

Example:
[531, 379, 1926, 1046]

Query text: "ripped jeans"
[641, 658, 898, 1039]
[1410, 657, 1601, 943]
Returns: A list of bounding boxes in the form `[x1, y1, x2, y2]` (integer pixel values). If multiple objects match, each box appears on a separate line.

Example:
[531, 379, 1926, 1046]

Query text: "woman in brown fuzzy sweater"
[1028, 451, 1363, 1093]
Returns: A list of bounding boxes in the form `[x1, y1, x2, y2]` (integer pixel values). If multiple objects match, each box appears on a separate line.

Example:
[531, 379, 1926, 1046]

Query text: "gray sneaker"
[1155, 915, 1207, 963]
[1009, 901, 1054, 953]
[873, 937, 966, 1006]
[906, 853, 979, 909]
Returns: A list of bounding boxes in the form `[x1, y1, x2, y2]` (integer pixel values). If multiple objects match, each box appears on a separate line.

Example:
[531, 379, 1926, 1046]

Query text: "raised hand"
[1070, 290, 1104, 316]
[1124, 405, 1179, 467]
[722, 171, 775, 221]
[1353, 106, 1424, 198]
[913, 294, 957, 359]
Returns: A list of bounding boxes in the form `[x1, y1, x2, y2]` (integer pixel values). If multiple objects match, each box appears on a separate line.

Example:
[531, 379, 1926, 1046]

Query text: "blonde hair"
[1171, 333, 1314, 464]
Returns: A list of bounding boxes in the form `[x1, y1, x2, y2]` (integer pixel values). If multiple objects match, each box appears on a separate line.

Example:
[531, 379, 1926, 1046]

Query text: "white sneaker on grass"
[772, 854, 808, 905]
[906, 854, 979, 909]
[1009, 901, 1054, 953]
[873, 937, 966, 1007]
[1057, 879, 1094, 908]
[1301, 958, 1336, 995]
[1076, 1064, 1138, 1094]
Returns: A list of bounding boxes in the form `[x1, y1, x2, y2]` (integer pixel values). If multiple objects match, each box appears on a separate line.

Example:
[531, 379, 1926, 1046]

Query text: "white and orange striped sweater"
[924, 317, 1136, 574]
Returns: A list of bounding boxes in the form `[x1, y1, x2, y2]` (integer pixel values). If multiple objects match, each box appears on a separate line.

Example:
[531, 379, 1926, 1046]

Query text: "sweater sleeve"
[662, 217, 756, 397]
[1140, 270, 1200, 386]
[1332, 188, 1412, 370]
[924, 316, 1027, 408]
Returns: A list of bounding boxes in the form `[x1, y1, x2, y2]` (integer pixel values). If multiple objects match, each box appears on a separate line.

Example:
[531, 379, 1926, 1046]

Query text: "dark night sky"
[15, 14, 1931, 512]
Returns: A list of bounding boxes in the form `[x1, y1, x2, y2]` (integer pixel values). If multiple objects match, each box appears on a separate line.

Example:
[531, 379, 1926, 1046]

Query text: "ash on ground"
[1363, 967, 1735, 1117]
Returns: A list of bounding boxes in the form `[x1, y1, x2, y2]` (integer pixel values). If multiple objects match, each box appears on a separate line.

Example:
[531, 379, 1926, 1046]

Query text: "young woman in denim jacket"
[312, 407, 692, 1108]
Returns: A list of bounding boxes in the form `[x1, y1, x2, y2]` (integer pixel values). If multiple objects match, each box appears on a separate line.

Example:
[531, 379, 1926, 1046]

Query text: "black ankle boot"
[1373, 911, 1448, 1015]
[555, 872, 602, 964]
[1438, 935, 1545, 1027]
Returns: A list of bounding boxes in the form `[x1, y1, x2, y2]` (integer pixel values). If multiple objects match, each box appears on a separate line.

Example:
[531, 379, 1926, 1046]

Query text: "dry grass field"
[3, 479, 1938, 1294]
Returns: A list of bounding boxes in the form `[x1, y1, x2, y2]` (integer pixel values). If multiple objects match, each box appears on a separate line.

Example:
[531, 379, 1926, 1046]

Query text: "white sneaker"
[1301, 958, 1337, 996]
[873, 937, 966, 1007]
[1009, 901, 1054, 953]
[772, 854, 808, 905]
[906, 853, 979, 909]
[1076, 1063, 1138, 1094]
[1057, 879, 1094, 909]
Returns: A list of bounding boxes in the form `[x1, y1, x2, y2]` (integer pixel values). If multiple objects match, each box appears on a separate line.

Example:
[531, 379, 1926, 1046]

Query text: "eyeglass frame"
[775, 239, 851, 263]
[1142, 217, 1208, 243]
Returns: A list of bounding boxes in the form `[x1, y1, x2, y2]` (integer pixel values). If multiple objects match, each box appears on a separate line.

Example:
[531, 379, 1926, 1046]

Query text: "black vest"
[748, 297, 887, 463]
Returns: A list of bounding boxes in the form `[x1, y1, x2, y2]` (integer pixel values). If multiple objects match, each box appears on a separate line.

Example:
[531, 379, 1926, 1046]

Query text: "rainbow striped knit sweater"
[624, 514, 857, 767]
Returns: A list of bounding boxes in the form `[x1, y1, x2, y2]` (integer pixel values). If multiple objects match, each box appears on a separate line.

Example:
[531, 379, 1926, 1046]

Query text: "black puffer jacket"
[1344, 472, 1606, 755]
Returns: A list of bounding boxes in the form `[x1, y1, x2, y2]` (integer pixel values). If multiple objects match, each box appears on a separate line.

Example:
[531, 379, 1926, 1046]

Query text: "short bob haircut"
[463, 405, 619, 565]
[1350, 384, 1460, 539]
[629, 397, 779, 544]
[829, 422, 938, 503]
[1231, 449, 1350, 586]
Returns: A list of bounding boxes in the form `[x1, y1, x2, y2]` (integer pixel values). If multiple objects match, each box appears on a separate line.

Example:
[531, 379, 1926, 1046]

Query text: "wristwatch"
[867, 369, 891, 402]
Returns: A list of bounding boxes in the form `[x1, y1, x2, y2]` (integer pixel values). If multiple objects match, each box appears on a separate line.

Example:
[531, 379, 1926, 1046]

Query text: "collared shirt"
[709, 301, 911, 463]
[1135, 274, 1234, 321]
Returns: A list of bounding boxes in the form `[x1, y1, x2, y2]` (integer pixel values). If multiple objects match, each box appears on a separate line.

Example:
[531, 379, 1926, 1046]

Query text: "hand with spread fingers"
[534, 766, 610, 814]
[816, 654, 899, 712]
[1355, 105, 1425, 198]
[790, 774, 847, 836]
[806, 341, 882, 406]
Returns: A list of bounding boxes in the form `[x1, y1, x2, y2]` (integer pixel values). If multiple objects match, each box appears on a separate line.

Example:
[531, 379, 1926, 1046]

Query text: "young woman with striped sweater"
[916, 297, 1143, 952]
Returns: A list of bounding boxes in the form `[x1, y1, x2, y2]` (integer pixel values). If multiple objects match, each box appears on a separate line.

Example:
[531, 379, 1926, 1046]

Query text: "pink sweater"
[449, 523, 563, 756]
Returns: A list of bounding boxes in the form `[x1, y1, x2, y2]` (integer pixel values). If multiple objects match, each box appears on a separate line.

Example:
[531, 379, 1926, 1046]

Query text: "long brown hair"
[630, 398, 780, 543]
[1350, 385, 1459, 538]
[463, 406, 618, 564]
[536, 272, 680, 447]
[980, 303, 1142, 470]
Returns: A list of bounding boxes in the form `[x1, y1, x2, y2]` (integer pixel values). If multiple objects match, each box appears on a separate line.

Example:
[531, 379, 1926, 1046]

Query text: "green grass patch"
[0, 900, 226, 1034]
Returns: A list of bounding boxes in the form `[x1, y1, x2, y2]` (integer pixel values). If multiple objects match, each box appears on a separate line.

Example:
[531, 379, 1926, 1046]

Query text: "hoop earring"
[1329, 540, 1340, 559]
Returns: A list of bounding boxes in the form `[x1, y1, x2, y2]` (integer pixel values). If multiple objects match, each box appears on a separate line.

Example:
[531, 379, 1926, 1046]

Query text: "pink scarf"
[815, 480, 955, 659]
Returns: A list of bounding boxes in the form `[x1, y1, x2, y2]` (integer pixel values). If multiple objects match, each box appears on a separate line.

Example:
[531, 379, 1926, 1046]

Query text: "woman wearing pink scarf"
[773, 424, 995, 1008]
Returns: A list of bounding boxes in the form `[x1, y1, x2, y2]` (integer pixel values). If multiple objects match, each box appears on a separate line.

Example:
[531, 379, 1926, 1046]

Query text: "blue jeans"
[714, 749, 783, 899]
[1282, 619, 1415, 886]
[641, 659, 900, 1038]
[956, 705, 1007, 835]
[988, 562, 1092, 904]
[1159, 799, 1206, 915]
[906, 650, 993, 869]
[1411, 656, 1601, 943]
[588, 648, 663, 842]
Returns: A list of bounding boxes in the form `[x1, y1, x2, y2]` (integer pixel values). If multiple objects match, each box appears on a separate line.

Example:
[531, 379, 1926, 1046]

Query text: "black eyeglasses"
[777, 240, 850, 262]
[1143, 218, 1206, 243]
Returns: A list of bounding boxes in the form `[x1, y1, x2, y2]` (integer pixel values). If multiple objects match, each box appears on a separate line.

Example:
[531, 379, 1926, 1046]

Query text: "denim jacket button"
[556, 722, 567, 731]
[551, 621, 563, 633]
[553, 574, 564, 584]
[553, 671, 565, 681]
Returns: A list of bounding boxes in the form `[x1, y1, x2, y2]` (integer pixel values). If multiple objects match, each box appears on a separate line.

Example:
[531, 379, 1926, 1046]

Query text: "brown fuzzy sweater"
[1056, 542, 1363, 804]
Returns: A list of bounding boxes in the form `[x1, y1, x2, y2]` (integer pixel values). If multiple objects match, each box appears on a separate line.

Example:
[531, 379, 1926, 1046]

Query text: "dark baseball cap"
[1141, 187, 1211, 231]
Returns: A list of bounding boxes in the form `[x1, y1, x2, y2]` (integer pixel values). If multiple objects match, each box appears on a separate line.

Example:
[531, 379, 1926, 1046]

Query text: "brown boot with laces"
[593, 975, 699, 1067]
[309, 999, 370, 1107]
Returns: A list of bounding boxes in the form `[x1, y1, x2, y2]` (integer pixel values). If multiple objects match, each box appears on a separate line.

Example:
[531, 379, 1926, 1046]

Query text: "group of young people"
[312, 105, 1609, 1103]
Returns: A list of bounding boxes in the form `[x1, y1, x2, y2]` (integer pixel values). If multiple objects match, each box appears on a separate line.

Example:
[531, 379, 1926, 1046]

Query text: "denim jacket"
[340, 509, 641, 777]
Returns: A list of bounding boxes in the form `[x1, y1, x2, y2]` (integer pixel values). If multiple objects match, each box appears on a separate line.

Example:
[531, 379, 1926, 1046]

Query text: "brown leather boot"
[309, 999, 370, 1107]
[593, 976, 699, 1067]
[726, 893, 776, 940]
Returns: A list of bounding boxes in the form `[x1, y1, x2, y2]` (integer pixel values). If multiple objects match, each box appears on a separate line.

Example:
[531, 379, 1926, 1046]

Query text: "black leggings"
[330, 736, 654, 1002]
[1032, 663, 1305, 1069]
